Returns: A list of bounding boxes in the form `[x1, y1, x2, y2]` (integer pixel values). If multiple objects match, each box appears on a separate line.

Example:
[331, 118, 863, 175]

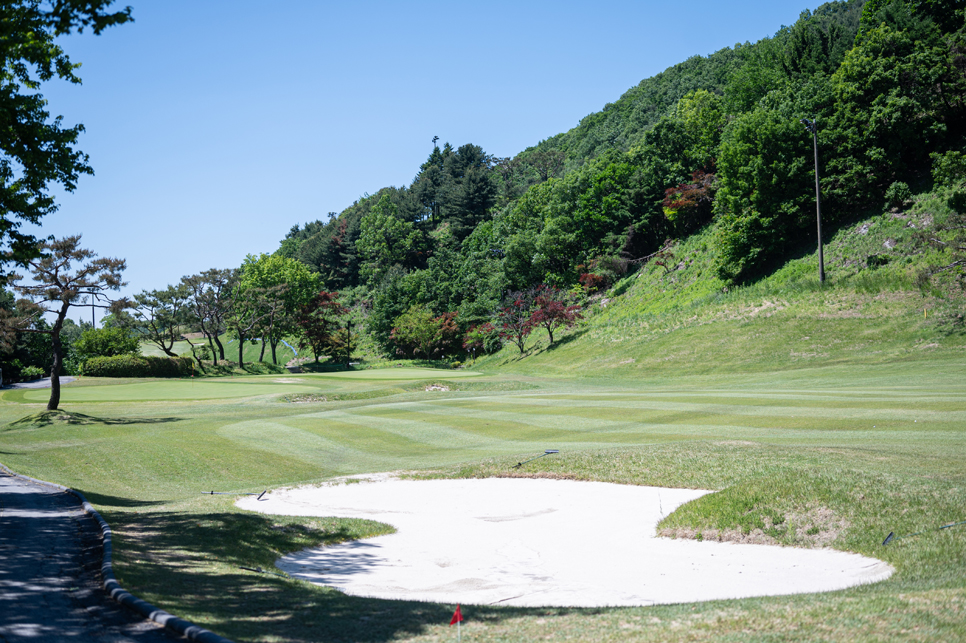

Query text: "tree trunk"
[184, 337, 206, 372]
[47, 303, 69, 411]
[271, 338, 278, 365]
[213, 334, 226, 360]
[258, 338, 266, 362]
[238, 332, 245, 367]
[205, 331, 218, 366]
[48, 334, 62, 411]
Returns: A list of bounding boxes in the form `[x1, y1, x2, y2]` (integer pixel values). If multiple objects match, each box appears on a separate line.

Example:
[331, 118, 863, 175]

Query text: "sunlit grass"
[0, 356, 964, 641]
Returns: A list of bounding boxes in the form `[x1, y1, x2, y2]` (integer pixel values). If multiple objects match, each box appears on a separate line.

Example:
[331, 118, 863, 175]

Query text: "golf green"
[305, 368, 482, 381]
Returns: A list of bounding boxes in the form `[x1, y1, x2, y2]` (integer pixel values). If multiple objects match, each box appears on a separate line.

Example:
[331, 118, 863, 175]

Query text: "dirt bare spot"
[491, 471, 580, 481]
[785, 506, 849, 547]
[659, 526, 780, 545]
[286, 394, 327, 403]
[425, 385, 450, 392]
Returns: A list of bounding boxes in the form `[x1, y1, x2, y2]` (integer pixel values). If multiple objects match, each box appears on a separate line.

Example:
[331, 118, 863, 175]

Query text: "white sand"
[237, 477, 892, 607]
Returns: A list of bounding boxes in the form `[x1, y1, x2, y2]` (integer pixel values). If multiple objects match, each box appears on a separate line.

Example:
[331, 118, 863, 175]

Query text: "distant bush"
[885, 181, 911, 209]
[74, 327, 140, 361]
[21, 365, 44, 381]
[81, 355, 193, 378]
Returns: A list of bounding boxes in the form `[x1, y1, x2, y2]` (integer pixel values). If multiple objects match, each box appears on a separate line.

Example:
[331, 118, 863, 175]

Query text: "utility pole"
[800, 117, 825, 283]
[345, 320, 352, 367]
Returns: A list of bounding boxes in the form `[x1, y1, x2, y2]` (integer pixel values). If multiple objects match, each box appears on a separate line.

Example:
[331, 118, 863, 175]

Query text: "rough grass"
[474, 205, 966, 378]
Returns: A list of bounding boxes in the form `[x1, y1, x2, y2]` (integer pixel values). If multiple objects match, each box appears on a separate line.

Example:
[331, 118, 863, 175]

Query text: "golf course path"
[0, 471, 178, 642]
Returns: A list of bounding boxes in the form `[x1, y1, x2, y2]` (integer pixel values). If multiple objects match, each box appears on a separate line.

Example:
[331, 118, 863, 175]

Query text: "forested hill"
[276, 0, 966, 362]
[519, 0, 865, 173]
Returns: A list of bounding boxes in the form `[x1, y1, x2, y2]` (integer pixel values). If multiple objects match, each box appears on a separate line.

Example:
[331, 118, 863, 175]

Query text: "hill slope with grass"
[476, 194, 966, 378]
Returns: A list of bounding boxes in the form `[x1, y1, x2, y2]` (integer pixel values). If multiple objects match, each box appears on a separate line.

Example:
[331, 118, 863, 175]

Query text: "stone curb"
[0, 462, 234, 643]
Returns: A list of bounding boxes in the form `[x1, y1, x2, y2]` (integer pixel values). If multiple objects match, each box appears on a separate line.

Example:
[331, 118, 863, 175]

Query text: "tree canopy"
[0, 1, 131, 275]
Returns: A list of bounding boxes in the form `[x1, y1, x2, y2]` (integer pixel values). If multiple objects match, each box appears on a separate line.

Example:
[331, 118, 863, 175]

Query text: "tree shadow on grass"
[76, 490, 167, 508]
[546, 328, 588, 351]
[5, 411, 183, 430]
[116, 510, 585, 643]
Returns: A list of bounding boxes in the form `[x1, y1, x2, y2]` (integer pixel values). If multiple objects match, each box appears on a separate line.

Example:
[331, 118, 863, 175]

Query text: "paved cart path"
[0, 471, 179, 642]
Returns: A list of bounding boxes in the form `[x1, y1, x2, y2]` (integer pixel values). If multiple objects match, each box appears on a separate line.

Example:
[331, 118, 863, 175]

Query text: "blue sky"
[36, 0, 824, 322]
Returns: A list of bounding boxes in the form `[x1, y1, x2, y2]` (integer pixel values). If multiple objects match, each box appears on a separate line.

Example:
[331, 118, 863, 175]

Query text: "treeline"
[268, 0, 965, 361]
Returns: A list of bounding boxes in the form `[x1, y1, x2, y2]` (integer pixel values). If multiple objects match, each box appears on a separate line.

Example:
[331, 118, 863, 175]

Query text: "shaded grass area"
[5, 410, 182, 429]
[0, 362, 964, 641]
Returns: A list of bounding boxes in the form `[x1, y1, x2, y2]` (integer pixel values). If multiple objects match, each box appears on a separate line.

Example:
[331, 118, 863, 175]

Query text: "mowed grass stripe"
[285, 399, 961, 452]
[20, 381, 321, 402]
[24, 428, 325, 499]
[281, 416, 457, 457]
[466, 395, 966, 425]
[289, 412, 562, 445]
[217, 421, 367, 473]
[295, 407, 508, 450]
[385, 401, 631, 433]
[532, 391, 966, 412]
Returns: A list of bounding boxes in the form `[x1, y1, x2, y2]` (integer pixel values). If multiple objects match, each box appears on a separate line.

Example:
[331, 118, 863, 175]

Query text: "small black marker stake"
[513, 449, 560, 469]
[883, 519, 966, 545]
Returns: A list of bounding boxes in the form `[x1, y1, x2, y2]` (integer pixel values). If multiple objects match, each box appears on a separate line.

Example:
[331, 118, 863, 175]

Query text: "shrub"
[463, 322, 502, 355]
[578, 272, 608, 294]
[81, 355, 194, 378]
[884, 181, 911, 209]
[391, 307, 462, 359]
[21, 365, 44, 381]
[73, 327, 140, 361]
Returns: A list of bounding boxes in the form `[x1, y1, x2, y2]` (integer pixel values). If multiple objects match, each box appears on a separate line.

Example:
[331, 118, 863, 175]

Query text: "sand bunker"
[237, 477, 892, 607]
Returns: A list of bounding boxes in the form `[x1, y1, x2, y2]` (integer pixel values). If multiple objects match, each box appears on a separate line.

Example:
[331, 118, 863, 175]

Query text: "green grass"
[0, 356, 964, 642]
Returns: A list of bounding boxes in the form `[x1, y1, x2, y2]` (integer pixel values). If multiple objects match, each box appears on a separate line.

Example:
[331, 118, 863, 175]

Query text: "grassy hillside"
[476, 195, 966, 377]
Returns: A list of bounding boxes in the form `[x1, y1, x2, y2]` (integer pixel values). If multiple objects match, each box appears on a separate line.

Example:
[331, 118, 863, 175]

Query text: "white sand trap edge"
[237, 477, 893, 608]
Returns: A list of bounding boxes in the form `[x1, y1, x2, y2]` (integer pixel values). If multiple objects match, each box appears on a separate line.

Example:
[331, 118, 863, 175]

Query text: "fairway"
[0, 360, 963, 642]
[16, 380, 324, 402]
[10, 368, 481, 403]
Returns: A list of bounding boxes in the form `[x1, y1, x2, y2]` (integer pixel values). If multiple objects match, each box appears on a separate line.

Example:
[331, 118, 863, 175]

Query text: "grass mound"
[398, 379, 541, 392]
[280, 389, 404, 404]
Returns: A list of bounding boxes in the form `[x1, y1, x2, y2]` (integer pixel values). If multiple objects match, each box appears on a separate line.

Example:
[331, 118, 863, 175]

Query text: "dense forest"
[269, 0, 966, 361]
[5, 0, 965, 378]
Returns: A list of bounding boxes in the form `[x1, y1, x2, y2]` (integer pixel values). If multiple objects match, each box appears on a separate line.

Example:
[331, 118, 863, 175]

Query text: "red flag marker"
[450, 604, 463, 625]
[450, 604, 463, 641]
